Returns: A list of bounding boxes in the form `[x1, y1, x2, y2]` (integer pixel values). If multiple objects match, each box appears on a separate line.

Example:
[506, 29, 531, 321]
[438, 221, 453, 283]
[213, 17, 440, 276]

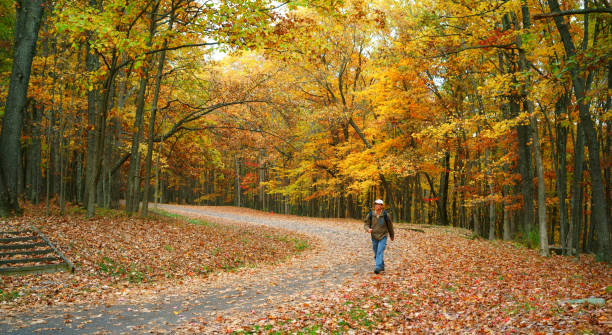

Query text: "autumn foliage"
[0, 0, 610, 292]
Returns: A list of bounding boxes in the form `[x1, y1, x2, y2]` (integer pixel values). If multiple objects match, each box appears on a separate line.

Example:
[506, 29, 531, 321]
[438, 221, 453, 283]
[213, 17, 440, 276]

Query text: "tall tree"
[544, 0, 610, 262]
[0, 0, 45, 216]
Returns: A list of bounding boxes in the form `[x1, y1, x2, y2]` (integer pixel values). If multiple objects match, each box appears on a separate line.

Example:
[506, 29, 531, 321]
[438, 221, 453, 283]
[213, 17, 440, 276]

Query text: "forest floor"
[0, 203, 611, 334]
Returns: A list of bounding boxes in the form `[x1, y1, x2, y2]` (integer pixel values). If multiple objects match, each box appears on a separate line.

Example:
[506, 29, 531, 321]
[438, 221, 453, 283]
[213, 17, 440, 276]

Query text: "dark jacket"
[364, 210, 394, 241]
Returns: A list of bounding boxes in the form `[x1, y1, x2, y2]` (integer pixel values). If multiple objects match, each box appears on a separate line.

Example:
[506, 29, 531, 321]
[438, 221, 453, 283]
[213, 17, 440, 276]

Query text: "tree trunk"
[568, 123, 585, 255]
[0, 0, 45, 216]
[28, 104, 43, 204]
[126, 70, 149, 213]
[503, 200, 511, 241]
[484, 148, 496, 240]
[58, 102, 67, 215]
[605, 59, 611, 252]
[127, 4, 158, 214]
[142, 8, 173, 216]
[154, 120, 164, 209]
[531, 114, 549, 256]
[554, 96, 570, 253]
[438, 151, 450, 226]
[515, 3, 549, 255]
[473, 205, 481, 237]
[503, 13, 535, 235]
[86, 52, 117, 218]
[415, 175, 424, 225]
[76, 151, 83, 204]
[259, 148, 265, 211]
[235, 155, 241, 207]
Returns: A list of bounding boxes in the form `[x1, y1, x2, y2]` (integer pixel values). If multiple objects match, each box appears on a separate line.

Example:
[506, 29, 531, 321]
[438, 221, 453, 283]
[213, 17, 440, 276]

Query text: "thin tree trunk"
[127, 4, 158, 214]
[568, 123, 585, 255]
[439, 151, 450, 226]
[126, 68, 149, 213]
[154, 117, 165, 209]
[45, 103, 53, 216]
[142, 8, 173, 215]
[504, 13, 535, 234]
[473, 205, 481, 237]
[30, 105, 43, 204]
[531, 114, 549, 256]
[605, 58, 612, 250]
[83, 0, 99, 216]
[554, 96, 570, 253]
[485, 149, 496, 240]
[58, 98, 67, 215]
[259, 149, 265, 211]
[86, 51, 117, 218]
[503, 199, 512, 241]
[235, 155, 241, 207]
[76, 151, 83, 204]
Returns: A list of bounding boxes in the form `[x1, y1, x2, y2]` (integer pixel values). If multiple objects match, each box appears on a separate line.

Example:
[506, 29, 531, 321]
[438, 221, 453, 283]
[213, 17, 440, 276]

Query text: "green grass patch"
[67, 206, 125, 218]
[0, 289, 20, 302]
[98, 256, 125, 277]
[504, 301, 537, 315]
[151, 209, 214, 227]
[514, 227, 540, 249]
[348, 305, 375, 327]
[231, 324, 276, 334]
[276, 236, 310, 251]
[98, 256, 148, 283]
[299, 324, 324, 334]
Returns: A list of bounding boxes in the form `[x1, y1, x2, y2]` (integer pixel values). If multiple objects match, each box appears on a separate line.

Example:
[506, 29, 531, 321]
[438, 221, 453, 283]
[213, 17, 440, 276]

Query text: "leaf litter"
[1, 203, 610, 334]
[167, 207, 610, 334]
[0, 203, 310, 322]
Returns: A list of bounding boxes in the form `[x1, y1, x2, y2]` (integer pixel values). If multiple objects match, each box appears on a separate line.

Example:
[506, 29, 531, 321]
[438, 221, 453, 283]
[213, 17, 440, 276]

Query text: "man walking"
[364, 199, 394, 274]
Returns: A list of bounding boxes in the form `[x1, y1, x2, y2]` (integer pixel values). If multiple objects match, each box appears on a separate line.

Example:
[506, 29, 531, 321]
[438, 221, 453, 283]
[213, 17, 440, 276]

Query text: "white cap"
[374, 199, 384, 205]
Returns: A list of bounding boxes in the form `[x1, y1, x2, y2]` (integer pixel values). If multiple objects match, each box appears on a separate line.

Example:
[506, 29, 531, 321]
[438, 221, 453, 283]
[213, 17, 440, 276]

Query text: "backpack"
[369, 209, 391, 229]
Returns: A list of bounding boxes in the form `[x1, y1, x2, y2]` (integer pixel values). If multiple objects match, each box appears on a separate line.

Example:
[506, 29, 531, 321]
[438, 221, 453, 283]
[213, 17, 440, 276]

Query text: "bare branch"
[533, 8, 612, 20]
[422, 43, 516, 59]
[143, 42, 219, 55]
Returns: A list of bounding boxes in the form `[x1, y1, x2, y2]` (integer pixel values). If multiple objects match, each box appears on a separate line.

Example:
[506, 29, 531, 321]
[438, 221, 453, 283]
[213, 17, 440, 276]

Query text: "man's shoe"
[374, 269, 381, 274]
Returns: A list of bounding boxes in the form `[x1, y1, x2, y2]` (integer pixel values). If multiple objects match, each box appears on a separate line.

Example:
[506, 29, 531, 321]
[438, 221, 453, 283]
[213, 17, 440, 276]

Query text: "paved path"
[0, 205, 395, 334]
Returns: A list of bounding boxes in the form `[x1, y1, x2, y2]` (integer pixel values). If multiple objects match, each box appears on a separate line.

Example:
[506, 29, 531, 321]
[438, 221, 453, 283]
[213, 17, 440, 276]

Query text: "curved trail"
[0, 205, 398, 334]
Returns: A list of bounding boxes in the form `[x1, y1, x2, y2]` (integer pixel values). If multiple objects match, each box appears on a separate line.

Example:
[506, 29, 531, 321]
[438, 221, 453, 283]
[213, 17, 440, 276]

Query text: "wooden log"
[559, 297, 606, 306]
[548, 245, 563, 255]
[0, 236, 39, 243]
[0, 230, 32, 235]
[0, 256, 61, 265]
[0, 242, 47, 250]
[0, 263, 71, 276]
[396, 227, 426, 233]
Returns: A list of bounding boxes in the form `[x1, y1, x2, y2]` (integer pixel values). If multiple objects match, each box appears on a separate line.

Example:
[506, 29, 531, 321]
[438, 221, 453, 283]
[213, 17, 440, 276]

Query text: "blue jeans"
[371, 236, 387, 271]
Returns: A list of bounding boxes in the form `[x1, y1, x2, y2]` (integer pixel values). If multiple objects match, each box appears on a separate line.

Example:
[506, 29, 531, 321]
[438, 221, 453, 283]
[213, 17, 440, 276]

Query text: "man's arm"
[364, 213, 371, 232]
[387, 214, 395, 240]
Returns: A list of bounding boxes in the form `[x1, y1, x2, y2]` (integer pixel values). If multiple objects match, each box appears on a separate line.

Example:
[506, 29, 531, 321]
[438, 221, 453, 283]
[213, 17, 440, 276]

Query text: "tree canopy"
[0, 0, 610, 261]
